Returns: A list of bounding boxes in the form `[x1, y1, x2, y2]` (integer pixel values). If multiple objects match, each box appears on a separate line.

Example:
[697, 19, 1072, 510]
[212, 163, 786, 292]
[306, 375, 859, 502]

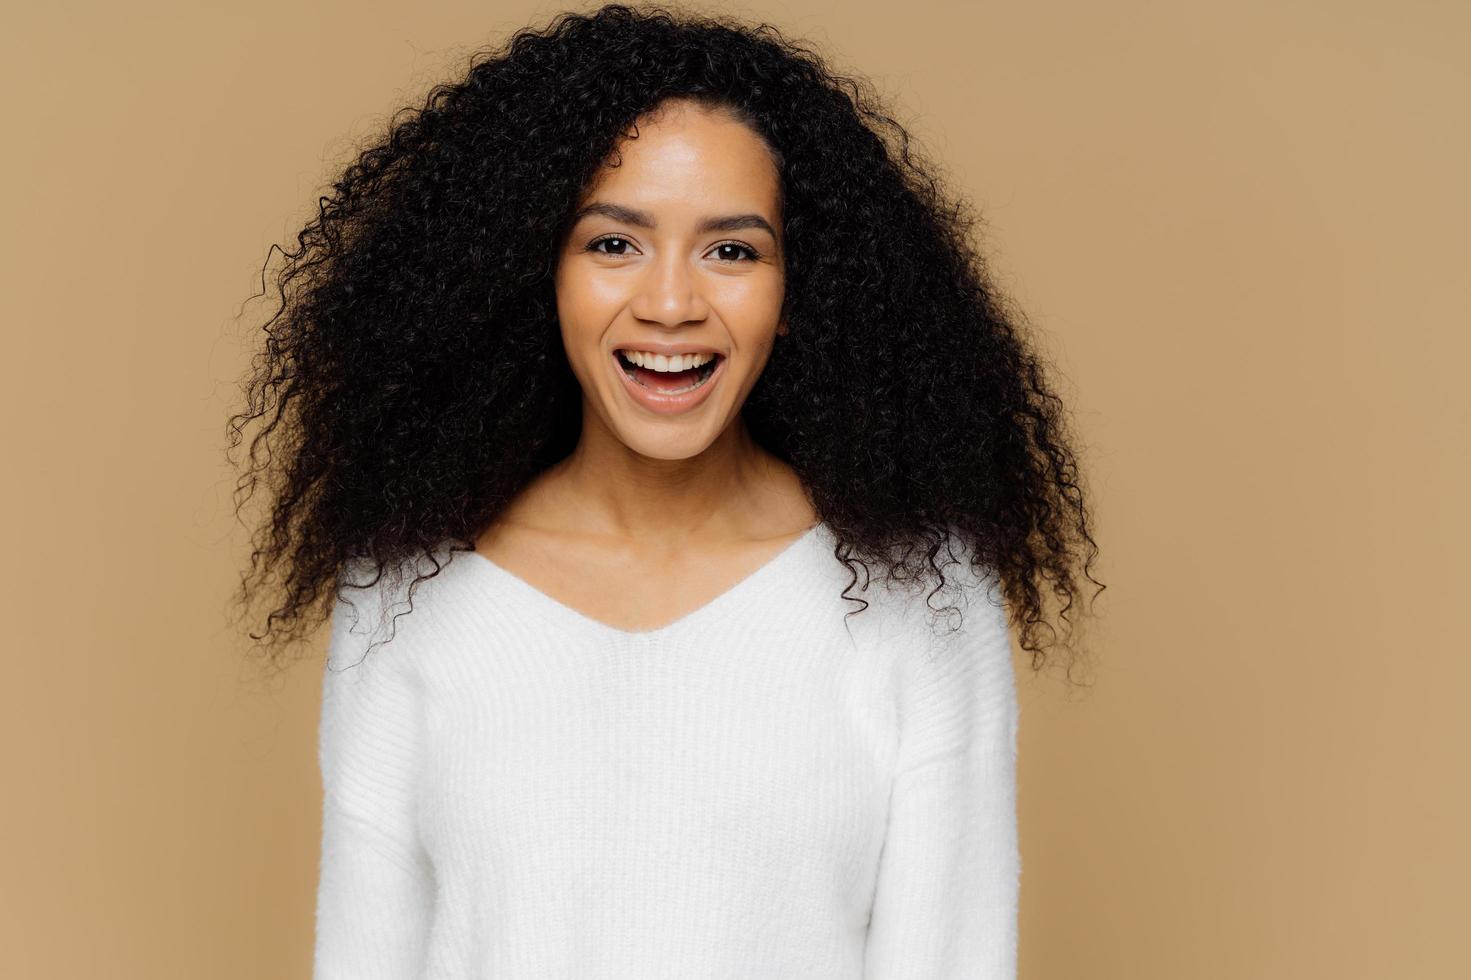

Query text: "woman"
[228, 4, 1100, 977]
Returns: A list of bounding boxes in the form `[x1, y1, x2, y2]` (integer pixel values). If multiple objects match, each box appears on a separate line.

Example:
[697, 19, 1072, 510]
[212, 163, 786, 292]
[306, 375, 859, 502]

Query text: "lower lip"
[612, 352, 726, 415]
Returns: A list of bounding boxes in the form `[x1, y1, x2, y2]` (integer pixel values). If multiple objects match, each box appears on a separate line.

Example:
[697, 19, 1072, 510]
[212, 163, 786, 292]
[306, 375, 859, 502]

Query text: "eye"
[708, 240, 762, 263]
[585, 234, 637, 256]
[584, 235, 763, 263]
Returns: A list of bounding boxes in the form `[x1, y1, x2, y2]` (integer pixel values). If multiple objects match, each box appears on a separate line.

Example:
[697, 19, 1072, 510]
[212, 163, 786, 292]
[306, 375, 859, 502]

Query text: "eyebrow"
[570, 201, 779, 239]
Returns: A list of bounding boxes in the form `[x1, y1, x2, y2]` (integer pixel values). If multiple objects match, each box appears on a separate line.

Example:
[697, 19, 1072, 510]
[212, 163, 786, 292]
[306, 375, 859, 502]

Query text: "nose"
[628, 250, 711, 327]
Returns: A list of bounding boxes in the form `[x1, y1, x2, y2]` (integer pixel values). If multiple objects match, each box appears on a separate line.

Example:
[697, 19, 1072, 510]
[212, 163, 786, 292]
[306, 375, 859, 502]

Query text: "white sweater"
[314, 521, 1020, 979]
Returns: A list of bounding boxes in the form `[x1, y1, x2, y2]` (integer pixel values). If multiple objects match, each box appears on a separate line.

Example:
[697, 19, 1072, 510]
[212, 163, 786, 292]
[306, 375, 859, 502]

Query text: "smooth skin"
[474, 98, 819, 633]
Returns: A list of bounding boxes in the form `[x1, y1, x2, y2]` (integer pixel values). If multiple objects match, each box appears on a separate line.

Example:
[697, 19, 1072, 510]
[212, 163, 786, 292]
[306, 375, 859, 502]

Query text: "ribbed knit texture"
[314, 522, 1020, 979]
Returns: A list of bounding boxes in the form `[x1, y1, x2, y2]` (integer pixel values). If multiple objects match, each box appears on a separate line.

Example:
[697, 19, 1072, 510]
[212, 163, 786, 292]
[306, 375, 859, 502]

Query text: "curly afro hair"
[226, 2, 1102, 684]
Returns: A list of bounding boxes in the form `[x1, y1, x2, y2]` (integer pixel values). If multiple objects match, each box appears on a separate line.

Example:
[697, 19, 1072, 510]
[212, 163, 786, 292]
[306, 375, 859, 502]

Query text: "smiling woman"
[554, 99, 786, 433]
[225, 3, 1100, 978]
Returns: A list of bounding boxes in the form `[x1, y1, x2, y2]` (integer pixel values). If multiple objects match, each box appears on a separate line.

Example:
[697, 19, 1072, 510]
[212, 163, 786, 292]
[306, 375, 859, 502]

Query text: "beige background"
[3, 1, 1466, 977]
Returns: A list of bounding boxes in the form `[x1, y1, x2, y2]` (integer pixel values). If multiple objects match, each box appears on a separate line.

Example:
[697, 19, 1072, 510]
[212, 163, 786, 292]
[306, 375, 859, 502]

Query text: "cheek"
[725, 289, 785, 350]
[558, 283, 636, 360]
[554, 268, 620, 345]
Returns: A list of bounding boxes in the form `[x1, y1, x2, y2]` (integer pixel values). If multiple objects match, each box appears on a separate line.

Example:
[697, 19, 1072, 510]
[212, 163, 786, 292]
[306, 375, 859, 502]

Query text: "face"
[553, 99, 786, 461]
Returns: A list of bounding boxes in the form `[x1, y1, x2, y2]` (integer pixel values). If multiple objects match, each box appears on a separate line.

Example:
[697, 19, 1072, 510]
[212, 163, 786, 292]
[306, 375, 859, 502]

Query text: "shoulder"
[328, 545, 465, 674]
[860, 527, 1007, 642]
[826, 527, 1010, 690]
[874, 528, 1011, 695]
[878, 532, 1016, 772]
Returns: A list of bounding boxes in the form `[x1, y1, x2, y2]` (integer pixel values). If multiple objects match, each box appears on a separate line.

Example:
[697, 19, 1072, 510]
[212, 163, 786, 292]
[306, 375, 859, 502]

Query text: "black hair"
[226, 3, 1103, 684]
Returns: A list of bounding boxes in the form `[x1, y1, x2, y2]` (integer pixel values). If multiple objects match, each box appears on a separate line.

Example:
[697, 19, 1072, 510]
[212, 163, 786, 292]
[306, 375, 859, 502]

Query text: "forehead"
[580, 102, 781, 218]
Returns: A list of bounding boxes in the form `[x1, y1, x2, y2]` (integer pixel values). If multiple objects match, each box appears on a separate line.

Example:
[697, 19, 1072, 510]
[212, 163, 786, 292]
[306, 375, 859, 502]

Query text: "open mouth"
[614, 350, 723, 395]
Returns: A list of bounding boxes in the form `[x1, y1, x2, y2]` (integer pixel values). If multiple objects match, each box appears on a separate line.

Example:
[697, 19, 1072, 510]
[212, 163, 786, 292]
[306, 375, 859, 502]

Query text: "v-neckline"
[458, 521, 826, 642]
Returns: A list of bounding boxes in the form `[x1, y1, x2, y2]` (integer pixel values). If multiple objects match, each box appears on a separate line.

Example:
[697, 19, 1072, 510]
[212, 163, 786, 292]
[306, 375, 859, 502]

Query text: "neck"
[534, 415, 811, 541]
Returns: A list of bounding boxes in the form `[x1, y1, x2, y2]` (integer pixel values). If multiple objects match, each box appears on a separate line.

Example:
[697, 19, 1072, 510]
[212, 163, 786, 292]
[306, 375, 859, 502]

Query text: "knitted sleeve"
[863, 577, 1021, 979]
[313, 568, 434, 979]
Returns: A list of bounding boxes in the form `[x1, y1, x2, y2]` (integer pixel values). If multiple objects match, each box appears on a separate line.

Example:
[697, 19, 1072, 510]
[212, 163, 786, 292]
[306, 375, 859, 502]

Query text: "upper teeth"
[619, 350, 717, 372]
